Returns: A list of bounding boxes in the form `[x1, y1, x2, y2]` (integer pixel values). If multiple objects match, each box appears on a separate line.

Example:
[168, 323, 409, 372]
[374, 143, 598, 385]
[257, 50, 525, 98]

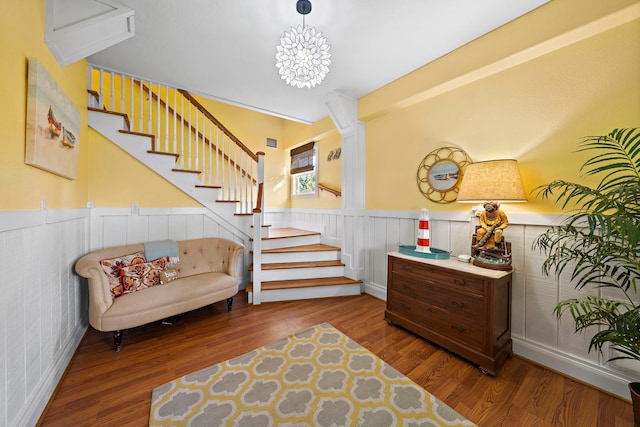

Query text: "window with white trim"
[291, 141, 317, 198]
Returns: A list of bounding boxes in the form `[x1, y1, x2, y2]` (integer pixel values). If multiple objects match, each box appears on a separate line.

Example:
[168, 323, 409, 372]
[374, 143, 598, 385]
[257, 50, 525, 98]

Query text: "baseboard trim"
[249, 284, 362, 303]
[363, 282, 387, 301]
[512, 337, 634, 401]
[21, 323, 88, 427]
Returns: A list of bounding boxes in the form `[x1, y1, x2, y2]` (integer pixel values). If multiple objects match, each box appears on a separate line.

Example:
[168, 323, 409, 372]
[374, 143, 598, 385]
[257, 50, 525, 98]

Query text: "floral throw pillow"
[116, 256, 175, 297]
[118, 261, 164, 296]
[100, 252, 146, 298]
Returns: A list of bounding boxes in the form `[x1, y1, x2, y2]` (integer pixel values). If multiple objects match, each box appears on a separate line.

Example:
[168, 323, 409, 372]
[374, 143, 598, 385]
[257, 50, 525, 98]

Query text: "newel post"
[251, 151, 265, 304]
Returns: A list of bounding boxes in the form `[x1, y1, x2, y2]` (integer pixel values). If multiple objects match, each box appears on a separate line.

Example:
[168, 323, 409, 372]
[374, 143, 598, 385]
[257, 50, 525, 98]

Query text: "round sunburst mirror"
[417, 146, 472, 203]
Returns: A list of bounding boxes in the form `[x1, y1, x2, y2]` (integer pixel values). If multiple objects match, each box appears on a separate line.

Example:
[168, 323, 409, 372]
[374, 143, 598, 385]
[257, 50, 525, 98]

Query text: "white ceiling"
[87, 0, 549, 124]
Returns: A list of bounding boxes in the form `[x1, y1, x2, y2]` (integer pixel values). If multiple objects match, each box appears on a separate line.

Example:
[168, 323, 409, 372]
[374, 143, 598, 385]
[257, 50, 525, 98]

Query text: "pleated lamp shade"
[456, 159, 527, 203]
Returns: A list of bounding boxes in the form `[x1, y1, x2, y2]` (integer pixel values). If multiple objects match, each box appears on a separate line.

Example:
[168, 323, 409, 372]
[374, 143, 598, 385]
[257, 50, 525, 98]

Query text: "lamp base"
[472, 256, 513, 271]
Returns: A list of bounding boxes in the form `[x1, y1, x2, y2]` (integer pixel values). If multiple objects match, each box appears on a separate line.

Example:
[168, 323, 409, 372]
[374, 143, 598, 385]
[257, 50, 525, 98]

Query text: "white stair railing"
[88, 65, 262, 215]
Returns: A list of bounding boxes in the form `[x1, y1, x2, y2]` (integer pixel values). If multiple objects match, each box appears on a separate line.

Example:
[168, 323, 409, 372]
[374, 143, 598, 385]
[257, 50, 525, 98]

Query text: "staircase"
[247, 228, 362, 303]
[86, 66, 263, 222]
[88, 65, 359, 304]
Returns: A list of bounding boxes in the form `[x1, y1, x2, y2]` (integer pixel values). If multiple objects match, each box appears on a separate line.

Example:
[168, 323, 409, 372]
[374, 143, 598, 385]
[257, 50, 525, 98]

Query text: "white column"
[323, 92, 365, 281]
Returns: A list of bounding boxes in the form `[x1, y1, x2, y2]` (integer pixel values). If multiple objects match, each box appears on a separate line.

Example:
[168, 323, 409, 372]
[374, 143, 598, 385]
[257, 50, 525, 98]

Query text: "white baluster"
[187, 100, 192, 170]
[250, 159, 254, 214]
[195, 108, 199, 171]
[129, 77, 134, 132]
[180, 95, 185, 168]
[208, 120, 213, 186]
[201, 112, 206, 179]
[227, 135, 232, 200]
[244, 152, 249, 213]
[164, 85, 169, 152]
[99, 70, 104, 109]
[156, 84, 160, 147]
[234, 142, 238, 202]
[215, 127, 220, 188]
[120, 74, 124, 113]
[147, 82, 152, 134]
[109, 71, 114, 111]
[138, 80, 143, 132]
[173, 89, 177, 154]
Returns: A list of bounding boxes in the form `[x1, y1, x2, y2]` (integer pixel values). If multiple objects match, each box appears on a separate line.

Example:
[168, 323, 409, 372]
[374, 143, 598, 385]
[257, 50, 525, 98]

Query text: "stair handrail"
[318, 183, 341, 197]
[178, 90, 257, 162]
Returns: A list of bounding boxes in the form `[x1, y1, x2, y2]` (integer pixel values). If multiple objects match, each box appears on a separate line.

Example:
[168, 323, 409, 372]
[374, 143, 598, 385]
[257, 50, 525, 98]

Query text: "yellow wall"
[285, 117, 342, 210]
[360, 0, 640, 214]
[87, 129, 200, 207]
[290, 132, 343, 210]
[4, 0, 638, 216]
[1, 0, 88, 211]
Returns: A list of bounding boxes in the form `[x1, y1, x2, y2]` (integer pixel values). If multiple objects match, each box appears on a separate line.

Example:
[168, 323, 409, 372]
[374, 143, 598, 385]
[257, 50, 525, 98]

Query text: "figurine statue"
[474, 201, 509, 250]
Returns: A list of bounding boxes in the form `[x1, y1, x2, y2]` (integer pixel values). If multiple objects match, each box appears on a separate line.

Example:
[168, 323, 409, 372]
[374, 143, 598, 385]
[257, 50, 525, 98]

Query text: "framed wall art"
[25, 57, 80, 179]
[416, 146, 472, 203]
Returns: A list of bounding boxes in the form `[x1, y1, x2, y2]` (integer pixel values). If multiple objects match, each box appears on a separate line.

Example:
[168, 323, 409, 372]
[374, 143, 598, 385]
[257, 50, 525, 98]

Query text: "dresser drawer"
[390, 257, 485, 297]
[386, 254, 513, 375]
[390, 274, 484, 320]
[389, 292, 485, 350]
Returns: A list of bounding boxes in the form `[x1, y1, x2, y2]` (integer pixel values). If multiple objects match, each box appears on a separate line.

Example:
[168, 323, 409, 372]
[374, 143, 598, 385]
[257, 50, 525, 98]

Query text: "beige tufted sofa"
[75, 238, 244, 351]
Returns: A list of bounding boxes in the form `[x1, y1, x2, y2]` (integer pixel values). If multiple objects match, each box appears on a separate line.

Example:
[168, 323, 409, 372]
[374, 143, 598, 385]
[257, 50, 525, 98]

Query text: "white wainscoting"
[1, 205, 634, 426]
[0, 209, 89, 427]
[88, 207, 253, 288]
[0, 206, 253, 426]
[270, 207, 638, 400]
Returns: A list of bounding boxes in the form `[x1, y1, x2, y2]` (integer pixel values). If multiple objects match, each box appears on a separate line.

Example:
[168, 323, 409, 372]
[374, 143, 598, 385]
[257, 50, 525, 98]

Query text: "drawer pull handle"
[453, 279, 468, 287]
[451, 301, 466, 310]
[452, 325, 466, 334]
[401, 303, 411, 311]
[402, 265, 413, 272]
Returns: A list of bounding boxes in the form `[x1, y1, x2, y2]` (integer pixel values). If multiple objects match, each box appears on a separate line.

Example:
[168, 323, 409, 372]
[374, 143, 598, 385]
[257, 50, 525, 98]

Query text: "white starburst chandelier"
[275, 0, 331, 89]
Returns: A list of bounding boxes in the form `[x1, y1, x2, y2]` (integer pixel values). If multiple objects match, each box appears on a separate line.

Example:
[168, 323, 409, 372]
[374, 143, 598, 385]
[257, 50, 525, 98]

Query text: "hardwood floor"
[38, 293, 634, 426]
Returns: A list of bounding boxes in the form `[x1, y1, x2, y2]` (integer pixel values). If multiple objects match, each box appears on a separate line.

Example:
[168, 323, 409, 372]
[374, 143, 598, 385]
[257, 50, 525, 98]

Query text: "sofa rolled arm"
[225, 241, 244, 279]
[74, 254, 115, 329]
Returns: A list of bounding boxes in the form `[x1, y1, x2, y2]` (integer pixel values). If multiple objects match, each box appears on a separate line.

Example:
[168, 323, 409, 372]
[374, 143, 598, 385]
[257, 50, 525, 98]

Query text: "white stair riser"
[259, 266, 344, 281]
[201, 201, 240, 217]
[261, 235, 321, 250]
[89, 110, 128, 132]
[248, 284, 362, 303]
[261, 251, 340, 264]
[190, 186, 220, 203]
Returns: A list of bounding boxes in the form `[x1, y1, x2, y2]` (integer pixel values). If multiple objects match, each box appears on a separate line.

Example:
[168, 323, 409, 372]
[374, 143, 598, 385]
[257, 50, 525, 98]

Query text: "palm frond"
[534, 128, 640, 362]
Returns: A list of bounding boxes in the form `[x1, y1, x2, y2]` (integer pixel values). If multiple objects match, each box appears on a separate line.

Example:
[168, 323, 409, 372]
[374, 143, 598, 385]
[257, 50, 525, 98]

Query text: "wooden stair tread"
[120, 129, 154, 138]
[172, 168, 201, 174]
[249, 260, 344, 271]
[265, 228, 320, 240]
[262, 244, 340, 254]
[246, 276, 362, 292]
[148, 150, 178, 158]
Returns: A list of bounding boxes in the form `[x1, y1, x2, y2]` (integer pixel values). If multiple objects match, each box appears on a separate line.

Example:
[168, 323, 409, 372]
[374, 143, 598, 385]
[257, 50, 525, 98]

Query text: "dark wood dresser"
[384, 252, 512, 375]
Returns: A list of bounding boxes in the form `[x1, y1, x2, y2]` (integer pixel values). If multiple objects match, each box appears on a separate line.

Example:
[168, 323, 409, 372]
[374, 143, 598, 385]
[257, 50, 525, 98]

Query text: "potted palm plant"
[532, 128, 639, 422]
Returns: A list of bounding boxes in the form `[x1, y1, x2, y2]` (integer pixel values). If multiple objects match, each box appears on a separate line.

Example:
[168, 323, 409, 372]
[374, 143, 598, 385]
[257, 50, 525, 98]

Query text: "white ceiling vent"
[266, 138, 278, 149]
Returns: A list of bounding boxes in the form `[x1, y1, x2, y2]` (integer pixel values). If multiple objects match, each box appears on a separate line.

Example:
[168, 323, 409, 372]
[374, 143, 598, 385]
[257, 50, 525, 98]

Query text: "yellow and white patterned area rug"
[149, 323, 476, 426]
